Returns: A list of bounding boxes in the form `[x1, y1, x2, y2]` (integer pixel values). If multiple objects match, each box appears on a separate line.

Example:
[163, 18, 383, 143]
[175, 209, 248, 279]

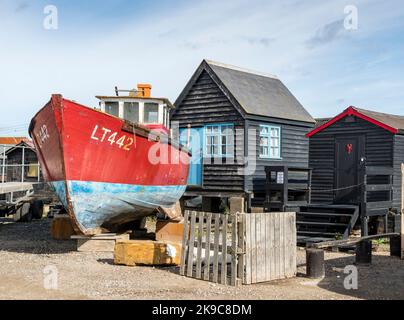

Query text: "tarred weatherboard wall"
[308, 115, 402, 210]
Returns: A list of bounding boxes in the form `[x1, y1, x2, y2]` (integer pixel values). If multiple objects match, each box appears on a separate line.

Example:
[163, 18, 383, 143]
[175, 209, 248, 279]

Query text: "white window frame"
[259, 125, 282, 159]
[204, 123, 234, 158]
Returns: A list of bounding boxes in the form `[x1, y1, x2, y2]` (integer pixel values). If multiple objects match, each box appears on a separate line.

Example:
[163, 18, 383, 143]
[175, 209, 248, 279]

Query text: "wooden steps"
[296, 204, 360, 244]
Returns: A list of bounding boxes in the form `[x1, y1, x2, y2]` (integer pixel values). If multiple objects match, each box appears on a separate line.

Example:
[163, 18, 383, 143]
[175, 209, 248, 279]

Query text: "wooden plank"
[365, 201, 392, 209]
[186, 211, 196, 277]
[244, 214, 251, 285]
[261, 213, 266, 281]
[291, 212, 297, 277]
[221, 214, 228, 285]
[195, 212, 204, 279]
[179, 211, 189, 276]
[250, 213, 257, 284]
[366, 166, 394, 175]
[265, 213, 270, 281]
[274, 212, 281, 280]
[230, 214, 238, 286]
[281, 212, 286, 278]
[270, 213, 275, 281]
[365, 184, 392, 192]
[285, 212, 293, 277]
[237, 213, 245, 285]
[255, 213, 261, 282]
[401, 164, 404, 260]
[203, 212, 212, 281]
[212, 214, 220, 283]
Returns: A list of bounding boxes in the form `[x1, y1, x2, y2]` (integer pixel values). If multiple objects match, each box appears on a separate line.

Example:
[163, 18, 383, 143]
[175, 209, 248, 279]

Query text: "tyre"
[31, 200, 44, 219]
[19, 203, 32, 222]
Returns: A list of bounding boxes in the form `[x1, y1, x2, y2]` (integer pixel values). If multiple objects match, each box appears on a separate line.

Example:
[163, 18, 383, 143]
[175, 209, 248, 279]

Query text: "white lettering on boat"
[90, 125, 99, 141]
[37, 124, 50, 147]
[90, 125, 134, 151]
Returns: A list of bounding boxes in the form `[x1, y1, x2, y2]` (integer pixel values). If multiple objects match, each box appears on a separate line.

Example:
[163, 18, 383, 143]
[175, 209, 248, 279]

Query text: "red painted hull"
[29, 95, 190, 234]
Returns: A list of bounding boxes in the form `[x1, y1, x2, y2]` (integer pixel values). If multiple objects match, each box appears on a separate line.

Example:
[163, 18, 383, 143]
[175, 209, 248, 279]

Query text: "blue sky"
[0, 0, 403, 136]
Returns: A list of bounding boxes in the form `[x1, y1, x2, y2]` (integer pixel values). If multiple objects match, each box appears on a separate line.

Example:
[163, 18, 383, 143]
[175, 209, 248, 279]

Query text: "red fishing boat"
[29, 86, 190, 235]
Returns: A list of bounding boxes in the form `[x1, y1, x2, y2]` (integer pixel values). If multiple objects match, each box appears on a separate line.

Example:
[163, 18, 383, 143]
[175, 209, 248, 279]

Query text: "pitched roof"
[307, 106, 404, 137]
[0, 137, 29, 145]
[205, 60, 314, 123]
[4, 140, 35, 155]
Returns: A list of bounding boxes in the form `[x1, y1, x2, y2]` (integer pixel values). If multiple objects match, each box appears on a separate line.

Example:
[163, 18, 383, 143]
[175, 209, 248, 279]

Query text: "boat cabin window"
[105, 102, 119, 117]
[144, 103, 159, 124]
[123, 102, 139, 123]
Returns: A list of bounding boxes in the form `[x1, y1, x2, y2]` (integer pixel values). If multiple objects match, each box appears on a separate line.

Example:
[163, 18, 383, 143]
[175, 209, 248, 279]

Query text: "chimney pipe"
[137, 84, 152, 98]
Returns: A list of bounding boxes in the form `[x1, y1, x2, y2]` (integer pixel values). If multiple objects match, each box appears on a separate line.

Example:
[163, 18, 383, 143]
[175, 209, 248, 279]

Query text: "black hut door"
[335, 136, 365, 204]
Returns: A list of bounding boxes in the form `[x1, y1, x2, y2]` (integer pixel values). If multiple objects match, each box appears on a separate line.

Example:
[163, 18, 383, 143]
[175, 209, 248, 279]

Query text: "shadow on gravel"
[0, 218, 76, 254]
[317, 254, 404, 300]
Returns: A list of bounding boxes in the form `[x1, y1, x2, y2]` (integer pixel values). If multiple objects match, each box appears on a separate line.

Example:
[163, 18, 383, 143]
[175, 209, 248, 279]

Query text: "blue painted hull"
[50, 181, 186, 233]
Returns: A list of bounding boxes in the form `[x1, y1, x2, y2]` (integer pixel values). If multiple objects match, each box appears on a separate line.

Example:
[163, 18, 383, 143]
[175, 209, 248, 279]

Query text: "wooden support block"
[72, 234, 130, 252]
[355, 241, 372, 265]
[155, 220, 184, 243]
[114, 240, 182, 266]
[51, 215, 75, 240]
[306, 248, 325, 279]
[229, 197, 244, 214]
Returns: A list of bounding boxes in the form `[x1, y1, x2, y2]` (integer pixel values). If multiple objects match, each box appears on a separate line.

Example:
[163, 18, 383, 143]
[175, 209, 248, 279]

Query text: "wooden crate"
[180, 211, 296, 286]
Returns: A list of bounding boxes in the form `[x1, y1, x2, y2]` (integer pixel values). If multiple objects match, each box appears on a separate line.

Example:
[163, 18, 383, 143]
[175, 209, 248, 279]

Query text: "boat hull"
[29, 95, 190, 235]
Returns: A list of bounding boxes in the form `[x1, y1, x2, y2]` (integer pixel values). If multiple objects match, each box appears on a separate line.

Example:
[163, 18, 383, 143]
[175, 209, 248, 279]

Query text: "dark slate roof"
[314, 118, 332, 128]
[353, 107, 404, 131]
[205, 60, 315, 123]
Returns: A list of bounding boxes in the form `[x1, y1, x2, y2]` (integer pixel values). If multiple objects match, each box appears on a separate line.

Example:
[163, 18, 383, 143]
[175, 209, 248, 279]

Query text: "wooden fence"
[180, 211, 296, 286]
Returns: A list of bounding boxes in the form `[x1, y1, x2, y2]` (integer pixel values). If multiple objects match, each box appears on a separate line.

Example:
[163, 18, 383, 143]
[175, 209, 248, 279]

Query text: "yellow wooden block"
[51, 215, 75, 240]
[114, 240, 182, 266]
[155, 220, 184, 243]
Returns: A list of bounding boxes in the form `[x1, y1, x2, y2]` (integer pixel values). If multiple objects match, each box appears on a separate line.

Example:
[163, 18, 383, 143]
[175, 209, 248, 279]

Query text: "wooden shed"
[171, 60, 315, 210]
[3, 141, 41, 183]
[306, 106, 404, 236]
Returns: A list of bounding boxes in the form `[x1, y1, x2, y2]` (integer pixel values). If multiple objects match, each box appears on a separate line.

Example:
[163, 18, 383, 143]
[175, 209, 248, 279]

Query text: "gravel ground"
[0, 218, 403, 300]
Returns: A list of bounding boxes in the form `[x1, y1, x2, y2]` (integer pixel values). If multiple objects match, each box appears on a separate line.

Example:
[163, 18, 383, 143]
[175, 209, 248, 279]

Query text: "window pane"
[123, 102, 139, 123]
[105, 102, 119, 117]
[261, 126, 269, 134]
[144, 103, 159, 123]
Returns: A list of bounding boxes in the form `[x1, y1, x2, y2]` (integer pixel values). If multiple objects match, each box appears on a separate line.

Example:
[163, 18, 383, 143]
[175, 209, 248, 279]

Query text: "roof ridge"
[205, 59, 279, 80]
[352, 106, 404, 119]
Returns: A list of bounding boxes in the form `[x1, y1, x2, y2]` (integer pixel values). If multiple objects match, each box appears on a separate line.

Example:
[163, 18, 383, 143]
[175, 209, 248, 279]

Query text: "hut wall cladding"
[171, 69, 245, 191]
[245, 119, 312, 195]
[309, 117, 395, 205]
[393, 135, 404, 210]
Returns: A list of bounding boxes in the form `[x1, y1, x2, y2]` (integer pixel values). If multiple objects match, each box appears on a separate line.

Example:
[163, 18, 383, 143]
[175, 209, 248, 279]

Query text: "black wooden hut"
[306, 106, 404, 237]
[171, 60, 315, 210]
